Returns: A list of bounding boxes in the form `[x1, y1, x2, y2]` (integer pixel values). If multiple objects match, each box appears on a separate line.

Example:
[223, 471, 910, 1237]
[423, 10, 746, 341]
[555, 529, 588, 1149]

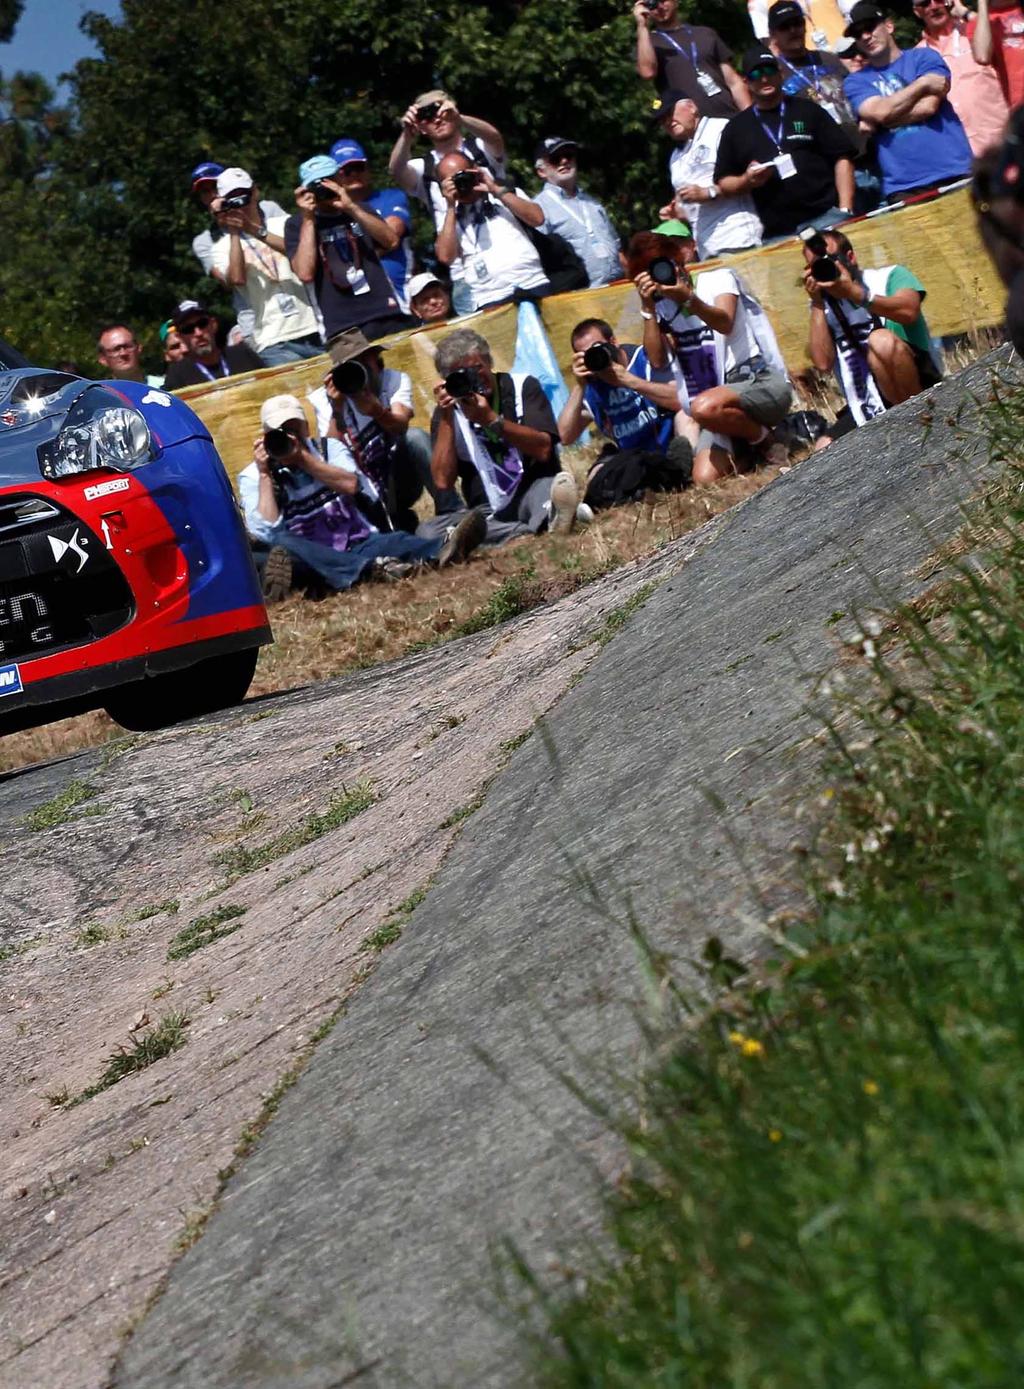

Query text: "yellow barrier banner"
[178, 186, 1003, 481]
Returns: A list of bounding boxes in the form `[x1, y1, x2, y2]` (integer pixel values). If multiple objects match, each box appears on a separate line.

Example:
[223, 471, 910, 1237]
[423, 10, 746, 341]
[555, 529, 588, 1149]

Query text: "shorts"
[727, 369, 793, 426]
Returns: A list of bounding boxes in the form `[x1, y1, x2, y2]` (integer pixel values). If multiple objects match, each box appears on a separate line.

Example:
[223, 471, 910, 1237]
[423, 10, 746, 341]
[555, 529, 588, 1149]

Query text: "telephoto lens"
[582, 342, 614, 372]
[453, 169, 479, 195]
[803, 231, 829, 258]
[331, 359, 368, 394]
[312, 180, 336, 204]
[811, 255, 841, 283]
[417, 102, 441, 122]
[444, 367, 482, 398]
[264, 428, 294, 461]
[648, 257, 679, 286]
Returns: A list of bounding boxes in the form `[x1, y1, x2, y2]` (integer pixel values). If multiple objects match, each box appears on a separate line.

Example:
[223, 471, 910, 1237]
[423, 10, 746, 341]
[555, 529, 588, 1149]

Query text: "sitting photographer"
[434, 153, 551, 311]
[306, 327, 446, 533]
[802, 227, 940, 438]
[629, 231, 792, 484]
[420, 327, 579, 547]
[239, 395, 484, 600]
[558, 318, 696, 510]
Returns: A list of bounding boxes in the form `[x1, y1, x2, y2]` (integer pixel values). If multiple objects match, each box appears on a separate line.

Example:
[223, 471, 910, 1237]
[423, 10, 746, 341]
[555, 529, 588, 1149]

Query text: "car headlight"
[38, 386, 152, 481]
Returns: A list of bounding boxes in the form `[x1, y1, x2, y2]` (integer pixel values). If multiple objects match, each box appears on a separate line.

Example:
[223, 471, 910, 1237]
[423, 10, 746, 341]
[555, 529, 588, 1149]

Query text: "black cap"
[534, 136, 579, 163]
[172, 298, 209, 327]
[767, 0, 806, 27]
[648, 89, 690, 121]
[740, 46, 781, 76]
[844, 1, 886, 35]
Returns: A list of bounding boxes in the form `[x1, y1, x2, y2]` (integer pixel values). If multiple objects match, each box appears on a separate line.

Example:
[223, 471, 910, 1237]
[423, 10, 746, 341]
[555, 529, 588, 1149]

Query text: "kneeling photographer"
[803, 229, 940, 440]
[239, 395, 483, 601]
[558, 318, 697, 511]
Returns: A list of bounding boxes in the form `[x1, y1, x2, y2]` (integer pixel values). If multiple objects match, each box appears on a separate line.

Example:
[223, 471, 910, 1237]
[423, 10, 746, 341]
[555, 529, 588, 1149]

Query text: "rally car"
[0, 339, 271, 735]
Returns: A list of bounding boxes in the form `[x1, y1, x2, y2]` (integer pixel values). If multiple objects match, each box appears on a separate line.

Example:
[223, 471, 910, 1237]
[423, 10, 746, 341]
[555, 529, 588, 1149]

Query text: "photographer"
[189, 161, 285, 343]
[306, 327, 445, 533]
[209, 167, 322, 366]
[421, 328, 579, 547]
[285, 154, 412, 345]
[802, 228, 940, 435]
[629, 230, 792, 483]
[434, 153, 550, 310]
[239, 395, 484, 600]
[635, 0, 750, 116]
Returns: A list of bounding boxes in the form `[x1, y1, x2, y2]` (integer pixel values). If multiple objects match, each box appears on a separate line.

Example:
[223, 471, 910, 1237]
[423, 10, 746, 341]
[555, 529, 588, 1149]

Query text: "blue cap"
[329, 138, 367, 167]
[299, 154, 341, 186]
[190, 161, 224, 188]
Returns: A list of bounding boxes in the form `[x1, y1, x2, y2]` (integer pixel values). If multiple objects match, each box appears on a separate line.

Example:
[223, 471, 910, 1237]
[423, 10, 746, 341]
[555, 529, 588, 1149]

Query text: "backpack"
[583, 445, 691, 512]
[522, 224, 589, 294]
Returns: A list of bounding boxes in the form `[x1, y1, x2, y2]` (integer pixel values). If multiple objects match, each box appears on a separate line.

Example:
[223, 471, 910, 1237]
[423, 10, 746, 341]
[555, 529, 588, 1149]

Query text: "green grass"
[68, 1011, 190, 1106]
[520, 385, 1024, 1387]
[454, 572, 536, 637]
[25, 778, 96, 831]
[360, 886, 428, 954]
[440, 796, 482, 830]
[167, 905, 247, 961]
[212, 779, 376, 882]
[572, 581, 659, 653]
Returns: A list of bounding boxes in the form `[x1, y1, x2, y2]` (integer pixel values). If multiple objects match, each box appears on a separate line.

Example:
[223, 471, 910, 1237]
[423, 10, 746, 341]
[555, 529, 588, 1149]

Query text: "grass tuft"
[212, 779, 376, 882]
[360, 885, 429, 954]
[70, 1012, 190, 1107]
[167, 905, 246, 961]
[25, 778, 97, 831]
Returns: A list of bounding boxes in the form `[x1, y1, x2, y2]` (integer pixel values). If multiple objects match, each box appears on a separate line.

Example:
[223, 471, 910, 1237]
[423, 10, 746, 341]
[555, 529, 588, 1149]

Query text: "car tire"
[103, 647, 260, 732]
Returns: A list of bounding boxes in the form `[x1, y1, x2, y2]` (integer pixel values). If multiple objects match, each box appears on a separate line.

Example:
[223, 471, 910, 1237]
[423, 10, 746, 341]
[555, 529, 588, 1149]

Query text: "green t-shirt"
[879, 265, 931, 355]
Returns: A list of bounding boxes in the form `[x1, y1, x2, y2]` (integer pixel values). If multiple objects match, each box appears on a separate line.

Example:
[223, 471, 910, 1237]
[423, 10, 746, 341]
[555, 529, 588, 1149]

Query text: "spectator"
[767, 1, 861, 137]
[977, 0, 1024, 110]
[834, 34, 866, 70]
[420, 327, 579, 547]
[914, 0, 1009, 156]
[715, 47, 857, 238]
[329, 138, 414, 310]
[189, 161, 285, 344]
[533, 137, 622, 288]
[96, 325, 163, 386]
[162, 301, 264, 389]
[388, 92, 507, 314]
[239, 394, 484, 600]
[652, 92, 763, 258]
[210, 167, 323, 366]
[629, 231, 793, 483]
[160, 320, 188, 368]
[408, 273, 453, 325]
[749, 0, 857, 41]
[306, 327, 442, 533]
[285, 155, 411, 346]
[434, 153, 550, 310]
[843, 3, 974, 201]
[635, 0, 751, 116]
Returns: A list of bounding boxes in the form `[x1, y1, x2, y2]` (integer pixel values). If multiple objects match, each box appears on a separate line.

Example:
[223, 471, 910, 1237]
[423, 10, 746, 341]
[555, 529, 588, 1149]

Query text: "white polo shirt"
[669, 119, 763, 260]
[453, 193, 547, 308]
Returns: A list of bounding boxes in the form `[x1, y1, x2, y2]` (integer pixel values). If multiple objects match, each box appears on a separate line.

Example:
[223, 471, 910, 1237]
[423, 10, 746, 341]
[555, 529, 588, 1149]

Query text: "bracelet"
[253, 226, 269, 242]
[640, 309, 654, 320]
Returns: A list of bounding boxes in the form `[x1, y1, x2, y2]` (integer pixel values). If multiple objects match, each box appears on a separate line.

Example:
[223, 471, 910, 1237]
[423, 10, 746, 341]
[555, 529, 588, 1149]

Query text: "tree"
[0, 0, 22, 44]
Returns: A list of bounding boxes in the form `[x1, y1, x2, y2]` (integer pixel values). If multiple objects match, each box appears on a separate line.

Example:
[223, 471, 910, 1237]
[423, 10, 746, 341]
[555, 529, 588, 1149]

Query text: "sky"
[2, 0, 123, 91]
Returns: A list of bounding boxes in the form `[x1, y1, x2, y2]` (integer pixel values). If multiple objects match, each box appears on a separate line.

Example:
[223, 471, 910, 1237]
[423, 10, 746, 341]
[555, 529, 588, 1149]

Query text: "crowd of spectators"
[88, 0, 1011, 603]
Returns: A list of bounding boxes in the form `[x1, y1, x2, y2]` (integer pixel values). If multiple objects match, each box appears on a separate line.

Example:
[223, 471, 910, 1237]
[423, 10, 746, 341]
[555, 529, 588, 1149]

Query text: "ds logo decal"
[0, 662, 23, 696]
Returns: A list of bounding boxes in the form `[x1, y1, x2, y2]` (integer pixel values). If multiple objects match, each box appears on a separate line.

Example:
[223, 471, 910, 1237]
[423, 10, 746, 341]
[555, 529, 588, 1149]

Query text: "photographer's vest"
[822, 265, 892, 426]
[278, 438, 373, 552]
[453, 373, 529, 513]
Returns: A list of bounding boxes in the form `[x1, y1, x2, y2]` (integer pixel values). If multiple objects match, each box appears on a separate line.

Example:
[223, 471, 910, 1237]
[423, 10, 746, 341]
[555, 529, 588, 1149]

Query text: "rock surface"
[0, 351, 1012, 1389]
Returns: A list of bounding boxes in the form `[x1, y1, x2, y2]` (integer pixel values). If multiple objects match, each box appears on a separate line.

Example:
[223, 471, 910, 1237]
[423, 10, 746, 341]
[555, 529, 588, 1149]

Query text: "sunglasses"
[340, 160, 368, 173]
[851, 20, 883, 36]
[103, 342, 138, 355]
[747, 65, 780, 79]
[179, 316, 212, 335]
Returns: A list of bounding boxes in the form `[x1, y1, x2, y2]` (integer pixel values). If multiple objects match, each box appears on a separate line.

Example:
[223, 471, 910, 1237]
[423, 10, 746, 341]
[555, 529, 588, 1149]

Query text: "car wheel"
[103, 647, 260, 732]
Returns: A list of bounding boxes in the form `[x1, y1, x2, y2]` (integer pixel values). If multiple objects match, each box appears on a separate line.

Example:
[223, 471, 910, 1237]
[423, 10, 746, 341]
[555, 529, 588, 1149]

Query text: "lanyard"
[554, 191, 595, 236]
[660, 25, 700, 68]
[755, 100, 787, 153]
[778, 54, 824, 95]
[318, 221, 363, 291]
[194, 357, 229, 382]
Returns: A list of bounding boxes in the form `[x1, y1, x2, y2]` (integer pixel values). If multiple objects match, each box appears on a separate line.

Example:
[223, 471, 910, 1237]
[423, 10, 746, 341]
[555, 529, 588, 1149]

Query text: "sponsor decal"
[141, 390, 172, 407]
[0, 662, 23, 696]
[84, 477, 131, 502]
[48, 528, 90, 575]
[0, 410, 17, 426]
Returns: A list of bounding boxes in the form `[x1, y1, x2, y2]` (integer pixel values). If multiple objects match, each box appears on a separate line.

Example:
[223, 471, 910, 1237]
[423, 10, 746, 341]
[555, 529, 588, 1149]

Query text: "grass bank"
[520, 388, 1024, 1386]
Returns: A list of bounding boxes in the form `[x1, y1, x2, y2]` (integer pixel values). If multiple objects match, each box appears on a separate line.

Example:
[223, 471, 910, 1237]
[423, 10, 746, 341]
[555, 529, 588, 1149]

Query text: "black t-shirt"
[430, 373, 558, 510]
[776, 47, 865, 152]
[163, 342, 265, 390]
[652, 24, 739, 118]
[713, 96, 856, 238]
[284, 211, 402, 340]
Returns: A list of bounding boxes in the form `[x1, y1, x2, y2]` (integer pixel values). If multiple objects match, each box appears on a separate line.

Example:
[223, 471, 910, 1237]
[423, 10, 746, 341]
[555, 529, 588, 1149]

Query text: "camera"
[800, 228, 841, 284]
[220, 190, 252, 211]
[264, 428, 295, 461]
[331, 359, 368, 395]
[453, 169, 479, 196]
[417, 101, 441, 122]
[444, 367, 484, 398]
[644, 0, 660, 9]
[311, 180, 336, 204]
[648, 257, 679, 287]
[582, 342, 614, 373]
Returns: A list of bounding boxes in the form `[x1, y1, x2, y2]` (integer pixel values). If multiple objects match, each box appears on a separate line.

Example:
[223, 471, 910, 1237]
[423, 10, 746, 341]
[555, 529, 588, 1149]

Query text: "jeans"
[796, 207, 852, 234]
[450, 279, 477, 316]
[258, 336, 324, 366]
[267, 529, 442, 591]
[416, 475, 557, 548]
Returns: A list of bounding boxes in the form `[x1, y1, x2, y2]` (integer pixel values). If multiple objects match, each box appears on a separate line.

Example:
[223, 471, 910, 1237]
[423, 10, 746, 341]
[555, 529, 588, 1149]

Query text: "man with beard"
[162, 301, 264, 389]
[533, 137, 622, 288]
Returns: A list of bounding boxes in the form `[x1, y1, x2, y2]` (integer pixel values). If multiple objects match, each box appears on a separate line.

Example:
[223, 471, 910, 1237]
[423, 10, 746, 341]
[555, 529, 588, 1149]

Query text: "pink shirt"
[918, 19, 1009, 156]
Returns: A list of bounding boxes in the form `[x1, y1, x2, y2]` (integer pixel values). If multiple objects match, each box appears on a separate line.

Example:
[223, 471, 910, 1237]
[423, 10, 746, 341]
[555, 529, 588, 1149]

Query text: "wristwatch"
[707, 184, 719, 200]
[253, 225, 269, 242]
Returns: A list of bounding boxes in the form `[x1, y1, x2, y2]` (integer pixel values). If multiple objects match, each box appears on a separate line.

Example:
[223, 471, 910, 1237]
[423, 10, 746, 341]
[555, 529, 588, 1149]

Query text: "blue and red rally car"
[0, 340, 270, 734]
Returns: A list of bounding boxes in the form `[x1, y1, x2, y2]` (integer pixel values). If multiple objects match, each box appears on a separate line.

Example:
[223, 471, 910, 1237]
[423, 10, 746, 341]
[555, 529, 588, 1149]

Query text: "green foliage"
[24, 778, 96, 831]
[0, 0, 22, 45]
[167, 904, 247, 961]
[212, 779, 376, 882]
[70, 1011, 190, 1106]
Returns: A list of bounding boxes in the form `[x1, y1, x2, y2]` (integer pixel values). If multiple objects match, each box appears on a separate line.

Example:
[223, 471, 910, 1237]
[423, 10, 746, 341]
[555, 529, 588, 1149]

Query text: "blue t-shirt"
[367, 187, 413, 307]
[583, 345, 675, 454]
[844, 49, 972, 197]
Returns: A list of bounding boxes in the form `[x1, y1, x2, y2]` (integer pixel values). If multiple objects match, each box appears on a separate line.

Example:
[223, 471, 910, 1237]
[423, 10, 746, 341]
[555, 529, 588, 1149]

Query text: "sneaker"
[261, 546, 293, 604]
[549, 471, 578, 535]
[576, 502, 595, 526]
[372, 557, 416, 582]
[437, 508, 487, 568]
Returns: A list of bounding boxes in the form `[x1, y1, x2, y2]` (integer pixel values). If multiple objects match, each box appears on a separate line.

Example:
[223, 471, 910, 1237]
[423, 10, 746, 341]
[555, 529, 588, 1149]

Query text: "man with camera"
[388, 91, 507, 315]
[162, 301, 264, 389]
[421, 327, 579, 547]
[239, 394, 485, 601]
[635, 0, 751, 115]
[305, 327, 444, 534]
[533, 138, 622, 289]
[208, 167, 323, 367]
[802, 228, 939, 437]
[434, 153, 550, 310]
[328, 138, 414, 311]
[285, 154, 412, 346]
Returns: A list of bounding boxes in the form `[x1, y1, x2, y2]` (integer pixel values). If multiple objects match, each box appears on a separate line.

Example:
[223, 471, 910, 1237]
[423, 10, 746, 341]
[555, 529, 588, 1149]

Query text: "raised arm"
[634, 0, 659, 79]
[461, 113, 506, 161]
[973, 0, 994, 64]
[722, 62, 752, 110]
[388, 107, 423, 194]
[435, 182, 461, 265]
[854, 71, 948, 127]
[289, 188, 319, 283]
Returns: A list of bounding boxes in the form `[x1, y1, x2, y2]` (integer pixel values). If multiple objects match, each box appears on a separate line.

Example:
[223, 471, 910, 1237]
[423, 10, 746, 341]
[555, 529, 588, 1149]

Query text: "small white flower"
[862, 831, 881, 854]
[862, 640, 877, 661]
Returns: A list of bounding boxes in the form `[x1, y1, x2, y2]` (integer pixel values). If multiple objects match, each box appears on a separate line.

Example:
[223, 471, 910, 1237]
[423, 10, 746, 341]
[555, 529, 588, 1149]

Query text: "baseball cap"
[261, 395, 307, 430]
[534, 136, 579, 163]
[298, 154, 340, 186]
[216, 167, 253, 196]
[190, 161, 224, 189]
[653, 218, 694, 239]
[833, 34, 858, 53]
[741, 45, 781, 75]
[648, 90, 690, 122]
[329, 138, 367, 167]
[844, 1, 886, 34]
[172, 299, 209, 327]
[158, 319, 175, 345]
[768, 0, 806, 26]
[407, 272, 446, 302]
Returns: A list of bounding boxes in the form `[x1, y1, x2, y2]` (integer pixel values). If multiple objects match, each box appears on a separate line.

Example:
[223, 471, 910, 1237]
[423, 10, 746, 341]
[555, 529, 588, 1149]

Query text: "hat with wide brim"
[328, 327, 385, 366]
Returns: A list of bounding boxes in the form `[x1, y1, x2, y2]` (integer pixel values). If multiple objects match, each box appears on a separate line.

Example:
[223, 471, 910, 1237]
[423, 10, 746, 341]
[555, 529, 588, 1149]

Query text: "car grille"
[0, 493, 133, 661]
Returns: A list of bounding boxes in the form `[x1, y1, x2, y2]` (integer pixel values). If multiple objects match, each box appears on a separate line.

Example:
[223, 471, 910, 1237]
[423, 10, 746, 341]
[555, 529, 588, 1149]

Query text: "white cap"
[216, 166, 253, 196]
[407, 272, 446, 303]
[260, 394, 307, 430]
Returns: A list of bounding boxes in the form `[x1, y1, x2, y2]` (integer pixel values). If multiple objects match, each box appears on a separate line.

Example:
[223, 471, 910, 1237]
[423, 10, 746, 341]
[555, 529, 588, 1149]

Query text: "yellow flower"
[741, 1038, 765, 1058]
[728, 1030, 746, 1047]
[769, 1129, 783, 1143]
[862, 1079, 879, 1096]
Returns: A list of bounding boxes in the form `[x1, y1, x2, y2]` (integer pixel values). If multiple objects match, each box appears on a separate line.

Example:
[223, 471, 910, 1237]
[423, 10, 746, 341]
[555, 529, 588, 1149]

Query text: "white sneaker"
[548, 471, 578, 535]
[576, 502, 595, 526]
